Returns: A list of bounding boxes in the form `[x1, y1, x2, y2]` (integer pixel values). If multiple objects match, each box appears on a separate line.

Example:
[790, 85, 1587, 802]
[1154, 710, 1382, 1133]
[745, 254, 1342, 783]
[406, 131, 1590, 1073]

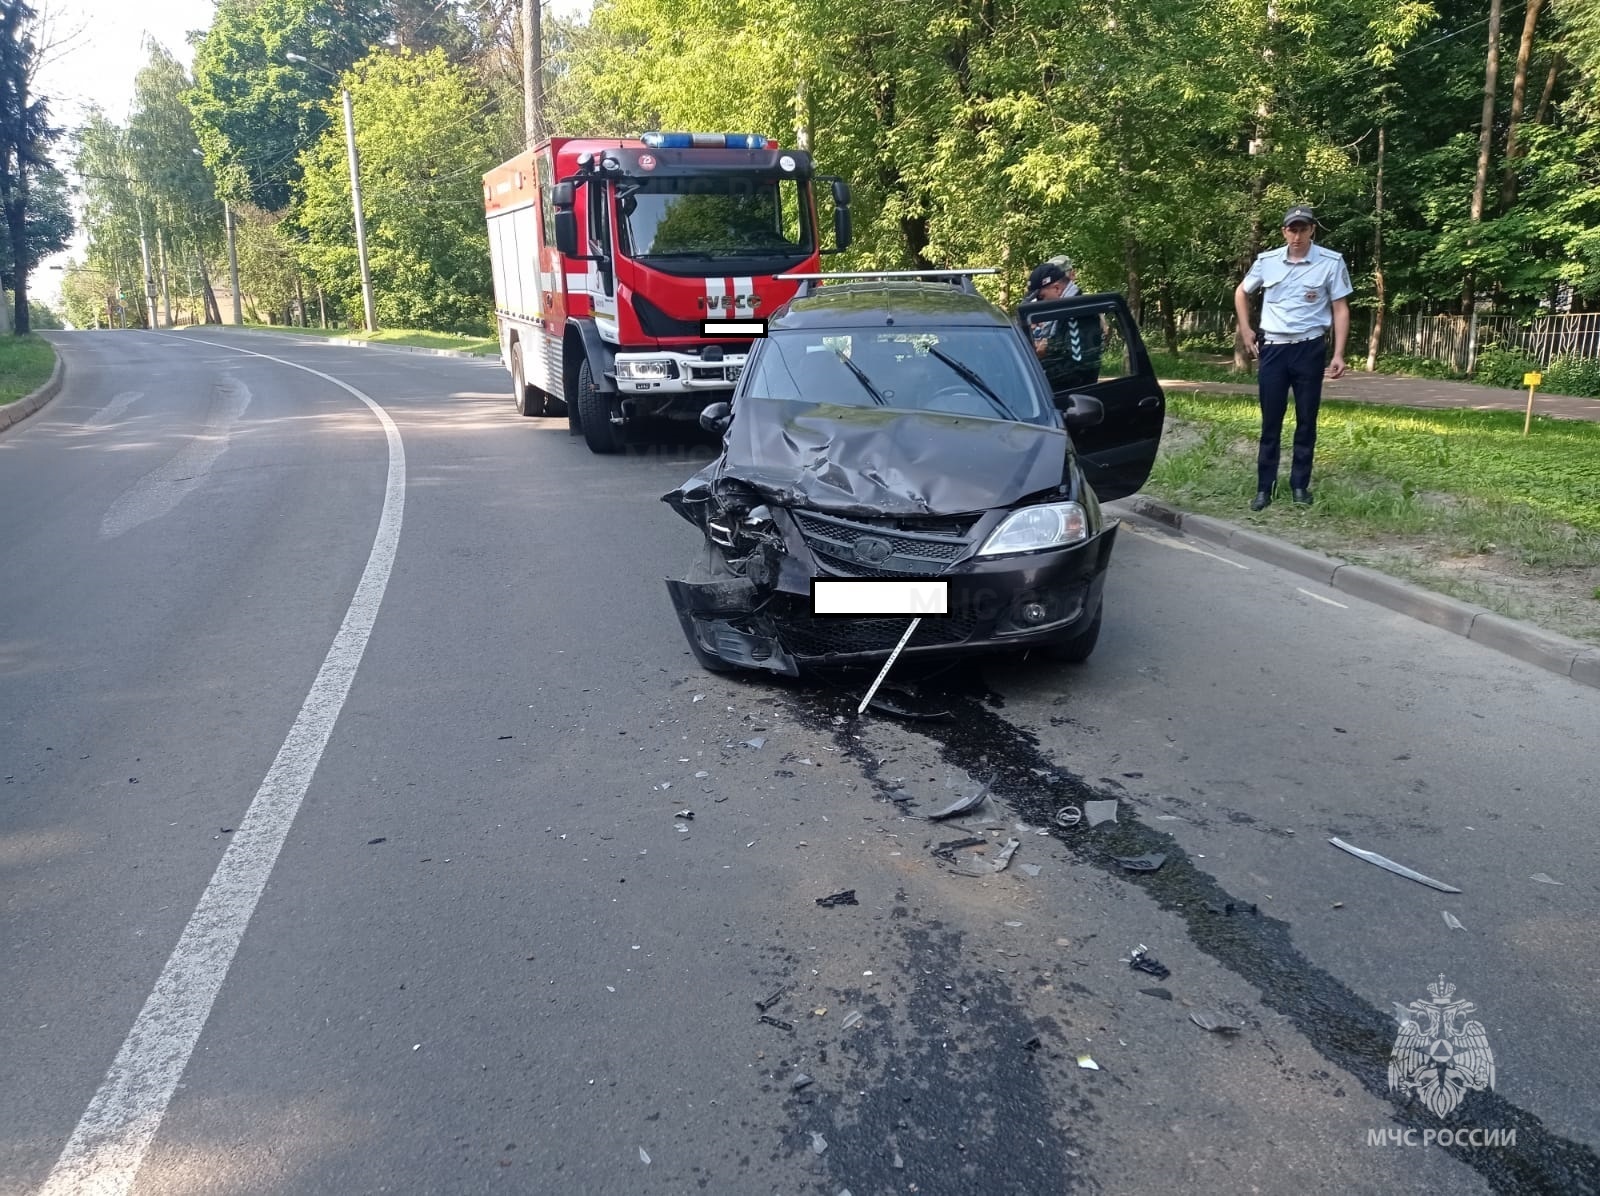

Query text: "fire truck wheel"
[577, 359, 623, 454]
[511, 341, 540, 418]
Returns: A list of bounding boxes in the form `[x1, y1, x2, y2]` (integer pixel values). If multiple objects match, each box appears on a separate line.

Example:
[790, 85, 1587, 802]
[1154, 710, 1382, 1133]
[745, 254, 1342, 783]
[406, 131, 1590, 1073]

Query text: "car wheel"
[1048, 604, 1102, 664]
[512, 341, 541, 418]
[577, 359, 623, 454]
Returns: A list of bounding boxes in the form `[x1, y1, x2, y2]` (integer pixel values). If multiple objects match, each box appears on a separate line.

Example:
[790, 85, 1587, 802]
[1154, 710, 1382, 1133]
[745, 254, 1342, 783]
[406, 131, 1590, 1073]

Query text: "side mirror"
[832, 206, 852, 253]
[1062, 393, 1105, 430]
[699, 401, 732, 435]
[552, 181, 575, 209]
[554, 209, 579, 257]
[831, 179, 850, 207]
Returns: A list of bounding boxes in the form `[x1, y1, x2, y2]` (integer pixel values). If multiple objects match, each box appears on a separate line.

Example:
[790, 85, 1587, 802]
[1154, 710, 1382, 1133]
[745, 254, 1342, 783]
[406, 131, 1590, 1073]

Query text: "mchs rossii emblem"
[1389, 974, 1496, 1118]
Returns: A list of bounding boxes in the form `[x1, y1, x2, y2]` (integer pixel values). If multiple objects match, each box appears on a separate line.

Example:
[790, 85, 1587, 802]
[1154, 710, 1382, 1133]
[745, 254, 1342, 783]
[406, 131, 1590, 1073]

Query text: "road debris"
[742, 736, 766, 749]
[1020, 863, 1043, 878]
[791, 1073, 814, 1091]
[865, 686, 952, 721]
[1328, 837, 1461, 893]
[992, 839, 1021, 873]
[1022, 1035, 1043, 1051]
[1442, 911, 1467, 930]
[856, 619, 922, 716]
[841, 1010, 864, 1030]
[367, 837, 386, 846]
[1126, 944, 1171, 980]
[692, 694, 705, 702]
[759, 1015, 795, 1032]
[1190, 1011, 1242, 1036]
[638, 1147, 651, 1164]
[1138, 987, 1173, 1001]
[1083, 800, 1119, 827]
[1530, 873, 1565, 885]
[1054, 805, 1081, 828]
[1076, 1055, 1100, 1070]
[755, 987, 786, 1012]
[1112, 851, 1167, 873]
[816, 889, 859, 908]
[927, 780, 991, 821]
[674, 809, 694, 820]
[811, 1131, 828, 1155]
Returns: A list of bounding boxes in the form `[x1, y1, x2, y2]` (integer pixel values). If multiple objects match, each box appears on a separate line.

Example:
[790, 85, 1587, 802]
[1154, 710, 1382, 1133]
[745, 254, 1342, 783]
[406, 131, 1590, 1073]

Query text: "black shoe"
[1249, 486, 1274, 512]
[1292, 487, 1313, 505]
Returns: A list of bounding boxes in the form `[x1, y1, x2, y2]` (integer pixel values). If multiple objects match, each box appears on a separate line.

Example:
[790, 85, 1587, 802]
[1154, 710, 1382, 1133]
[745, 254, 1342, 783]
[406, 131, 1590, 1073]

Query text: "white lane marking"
[41, 335, 406, 1196]
[1121, 523, 1250, 569]
[98, 378, 252, 539]
[1296, 586, 1349, 609]
[85, 390, 146, 428]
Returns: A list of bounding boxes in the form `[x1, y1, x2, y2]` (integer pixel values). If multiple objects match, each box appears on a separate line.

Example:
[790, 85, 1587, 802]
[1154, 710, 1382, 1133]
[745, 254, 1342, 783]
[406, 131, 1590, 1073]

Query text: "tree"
[0, 0, 62, 333]
[293, 47, 510, 331]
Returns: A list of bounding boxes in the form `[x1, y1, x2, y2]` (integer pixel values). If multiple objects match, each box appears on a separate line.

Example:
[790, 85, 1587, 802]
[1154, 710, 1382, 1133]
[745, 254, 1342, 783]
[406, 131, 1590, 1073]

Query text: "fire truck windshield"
[616, 176, 814, 260]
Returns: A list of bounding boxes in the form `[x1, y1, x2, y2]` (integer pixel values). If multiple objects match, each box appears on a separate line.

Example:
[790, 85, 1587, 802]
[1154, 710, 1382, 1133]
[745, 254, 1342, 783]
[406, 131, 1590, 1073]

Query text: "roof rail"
[775, 268, 998, 298]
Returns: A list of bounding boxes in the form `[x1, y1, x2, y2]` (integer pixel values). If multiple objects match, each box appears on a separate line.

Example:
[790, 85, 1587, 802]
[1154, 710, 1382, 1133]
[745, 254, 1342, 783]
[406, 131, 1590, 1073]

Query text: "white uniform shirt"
[1240, 243, 1353, 340]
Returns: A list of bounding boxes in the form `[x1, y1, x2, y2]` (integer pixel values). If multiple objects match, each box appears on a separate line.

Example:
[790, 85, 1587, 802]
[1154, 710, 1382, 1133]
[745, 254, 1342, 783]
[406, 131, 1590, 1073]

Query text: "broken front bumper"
[666, 525, 1119, 673]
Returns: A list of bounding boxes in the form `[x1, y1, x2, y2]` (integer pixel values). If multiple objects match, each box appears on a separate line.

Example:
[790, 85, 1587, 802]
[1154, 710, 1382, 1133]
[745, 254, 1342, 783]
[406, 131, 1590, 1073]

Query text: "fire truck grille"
[688, 364, 743, 383]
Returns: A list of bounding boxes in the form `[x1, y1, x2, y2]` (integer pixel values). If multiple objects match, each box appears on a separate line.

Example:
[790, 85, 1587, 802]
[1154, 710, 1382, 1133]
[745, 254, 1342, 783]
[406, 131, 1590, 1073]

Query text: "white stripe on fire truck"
[565, 272, 589, 292]
[704, 277, 729, 313]
[733, 278, 754, 311]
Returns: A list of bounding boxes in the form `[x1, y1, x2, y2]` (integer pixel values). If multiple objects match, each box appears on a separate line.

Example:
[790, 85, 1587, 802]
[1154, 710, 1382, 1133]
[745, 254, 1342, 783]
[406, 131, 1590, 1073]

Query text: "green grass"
[217, 323, 500, 356]
[1145, 394, 1600, 640]
[0, 334, 57, 405]
[1148, 349, 1248, 385]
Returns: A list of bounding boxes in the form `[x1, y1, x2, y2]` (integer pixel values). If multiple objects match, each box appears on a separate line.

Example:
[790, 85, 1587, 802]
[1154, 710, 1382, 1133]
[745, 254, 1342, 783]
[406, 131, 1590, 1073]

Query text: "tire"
[511, 341, 540, 417]
[577, 358, 624, 454]
[1048, 604, 1103, 664]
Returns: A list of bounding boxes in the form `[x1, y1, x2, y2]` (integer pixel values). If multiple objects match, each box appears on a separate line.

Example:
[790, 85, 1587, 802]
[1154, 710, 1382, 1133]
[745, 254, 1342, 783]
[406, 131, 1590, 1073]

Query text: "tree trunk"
[1499, 0, 1544, 209]
[1234, 169, 1268, 372]
[1463, 0, 1504, 316]
[1159, 276, 1179, 355]
[198, 249, 222, 325]
[1534, 51, 1561, 125]
[794, 73, 812, 151]
[156, 225, 172, 326]
[6, 198, 28, 334]
[317, 286, 327, 328]
[1123, 234, 1142, 326]
[294, 275, 307, 327]
[1366, 125, 1387, 372]
[522, 0, 544, 148]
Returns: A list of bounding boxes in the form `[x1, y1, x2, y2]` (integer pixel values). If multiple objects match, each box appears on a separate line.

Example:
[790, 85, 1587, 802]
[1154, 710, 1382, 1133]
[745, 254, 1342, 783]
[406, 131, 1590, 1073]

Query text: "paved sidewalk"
[1160, 371, 1600, 422]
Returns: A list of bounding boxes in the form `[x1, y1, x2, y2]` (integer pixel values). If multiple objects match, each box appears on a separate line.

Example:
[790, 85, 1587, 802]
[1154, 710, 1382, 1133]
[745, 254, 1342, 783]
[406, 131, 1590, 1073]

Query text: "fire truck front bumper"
[611, 350, 748, 397]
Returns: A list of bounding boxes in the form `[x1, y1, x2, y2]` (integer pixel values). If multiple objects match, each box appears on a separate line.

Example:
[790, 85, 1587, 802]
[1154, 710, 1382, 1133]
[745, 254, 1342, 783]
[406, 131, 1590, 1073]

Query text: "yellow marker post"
[1523, 371, 1542, 436]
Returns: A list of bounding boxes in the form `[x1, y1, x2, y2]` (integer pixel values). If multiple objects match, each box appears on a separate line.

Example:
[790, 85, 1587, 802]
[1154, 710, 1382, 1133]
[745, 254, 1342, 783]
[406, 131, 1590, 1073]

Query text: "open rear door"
[1016, 292, 1166, 502]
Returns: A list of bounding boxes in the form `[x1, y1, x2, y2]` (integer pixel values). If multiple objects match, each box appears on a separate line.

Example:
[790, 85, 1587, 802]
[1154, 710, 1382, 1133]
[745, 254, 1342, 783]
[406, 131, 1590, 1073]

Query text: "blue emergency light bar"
[639, 132, 777, 149]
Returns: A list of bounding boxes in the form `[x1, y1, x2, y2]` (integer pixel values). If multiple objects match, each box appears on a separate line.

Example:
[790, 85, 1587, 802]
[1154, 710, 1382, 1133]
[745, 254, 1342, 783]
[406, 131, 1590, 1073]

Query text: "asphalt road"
[3, 328, 1596, 1196]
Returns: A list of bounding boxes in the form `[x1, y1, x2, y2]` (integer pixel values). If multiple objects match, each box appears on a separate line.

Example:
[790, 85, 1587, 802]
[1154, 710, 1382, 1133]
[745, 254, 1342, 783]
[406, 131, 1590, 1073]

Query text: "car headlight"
[616, 360, 673, 380]
[976, 502, 1091, 557]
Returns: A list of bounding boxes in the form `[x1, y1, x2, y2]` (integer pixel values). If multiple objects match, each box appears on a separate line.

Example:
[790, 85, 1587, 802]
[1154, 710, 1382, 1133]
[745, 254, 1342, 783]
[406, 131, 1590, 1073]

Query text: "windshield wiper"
[927, 347, 1019, 420]
[833, 349, 888, 406]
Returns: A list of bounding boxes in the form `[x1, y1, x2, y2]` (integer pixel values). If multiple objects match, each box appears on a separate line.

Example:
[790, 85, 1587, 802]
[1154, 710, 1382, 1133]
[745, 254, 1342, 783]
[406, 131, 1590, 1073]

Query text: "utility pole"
[225, 202, 243, 324]
[343, 87, 377, 332]
[523, 0, 545, 148]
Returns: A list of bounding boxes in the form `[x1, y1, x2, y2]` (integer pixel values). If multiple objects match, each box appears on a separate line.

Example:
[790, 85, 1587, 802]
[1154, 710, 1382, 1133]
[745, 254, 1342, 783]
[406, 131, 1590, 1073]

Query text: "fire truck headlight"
[616, 360, 674, 381]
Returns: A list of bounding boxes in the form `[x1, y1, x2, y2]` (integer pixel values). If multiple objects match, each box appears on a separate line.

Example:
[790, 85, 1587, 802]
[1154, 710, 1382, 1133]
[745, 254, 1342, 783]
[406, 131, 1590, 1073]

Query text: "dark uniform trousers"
[1257, 334, 1325, 492]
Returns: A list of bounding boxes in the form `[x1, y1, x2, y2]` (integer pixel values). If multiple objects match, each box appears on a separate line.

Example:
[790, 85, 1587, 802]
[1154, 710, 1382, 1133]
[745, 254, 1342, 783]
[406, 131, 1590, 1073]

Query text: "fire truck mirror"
[552, 181, 576, 209]
[699, 402, 732, 435]
[830, 179, 851, 207]
[832, 206, 853, 254]
[554, 209, 580, 257]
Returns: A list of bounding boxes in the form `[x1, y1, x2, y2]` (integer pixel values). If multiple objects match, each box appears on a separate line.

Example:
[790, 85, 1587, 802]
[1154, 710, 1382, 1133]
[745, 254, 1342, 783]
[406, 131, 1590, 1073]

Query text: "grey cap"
[1283, 205, 1317, 227]
[1048, 253, 1075, 272]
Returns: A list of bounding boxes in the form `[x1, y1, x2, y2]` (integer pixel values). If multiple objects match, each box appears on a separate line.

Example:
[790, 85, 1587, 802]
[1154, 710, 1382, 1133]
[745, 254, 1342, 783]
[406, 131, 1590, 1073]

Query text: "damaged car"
[662, 273, 1166, 675]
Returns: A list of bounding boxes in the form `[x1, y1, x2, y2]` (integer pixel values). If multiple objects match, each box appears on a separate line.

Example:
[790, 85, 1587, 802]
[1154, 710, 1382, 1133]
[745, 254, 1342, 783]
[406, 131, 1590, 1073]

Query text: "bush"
[1178, 333, 1235, 355]
[1473, 343, 1540, 389]
[28, 302, 64, 330]
[1371, 353, 1463, 379]
[1541, 355, 1600, 398]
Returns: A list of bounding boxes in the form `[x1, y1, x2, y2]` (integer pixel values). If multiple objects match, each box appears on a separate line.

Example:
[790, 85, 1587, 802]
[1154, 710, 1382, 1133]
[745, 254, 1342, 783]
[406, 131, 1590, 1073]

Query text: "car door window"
[1033, 309, 1131, 392]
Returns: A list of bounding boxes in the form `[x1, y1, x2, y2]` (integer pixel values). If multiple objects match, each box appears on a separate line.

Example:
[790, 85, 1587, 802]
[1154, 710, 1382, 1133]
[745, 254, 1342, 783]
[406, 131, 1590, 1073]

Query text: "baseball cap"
[1028, 261, 1067, 292]
[1282, 205, 1317, 227]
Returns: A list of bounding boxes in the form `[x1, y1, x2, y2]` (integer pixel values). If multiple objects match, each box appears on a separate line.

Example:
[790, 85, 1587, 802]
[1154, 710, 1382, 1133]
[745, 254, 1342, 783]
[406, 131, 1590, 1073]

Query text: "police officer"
[1234, 205, 1352, 509]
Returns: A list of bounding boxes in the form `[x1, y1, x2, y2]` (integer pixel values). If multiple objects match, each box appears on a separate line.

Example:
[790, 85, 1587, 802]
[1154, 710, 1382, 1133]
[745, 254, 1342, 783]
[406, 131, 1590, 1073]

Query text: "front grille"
[779, 610, 982, 657]
[688, 364, 742, 383]
[795, 511, 971, 577]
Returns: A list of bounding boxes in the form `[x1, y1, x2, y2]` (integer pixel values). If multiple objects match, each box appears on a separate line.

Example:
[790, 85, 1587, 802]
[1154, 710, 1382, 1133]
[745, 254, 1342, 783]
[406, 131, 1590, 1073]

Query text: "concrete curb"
[0, 351, 65, 434]
[1123, 494, 1600, 692]
[176, 326, 499, 362]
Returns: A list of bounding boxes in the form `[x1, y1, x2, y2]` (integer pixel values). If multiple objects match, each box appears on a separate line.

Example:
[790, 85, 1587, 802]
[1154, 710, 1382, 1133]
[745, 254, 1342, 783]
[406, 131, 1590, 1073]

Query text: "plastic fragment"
[639, 1147, 651, 1165]
[1127, 944, 1171, 980]
[742, 737, 766, 749]
[674, 809, 694, 820]
[1442, 911, 1466, 930]
[811, 1131, 828, 1155]
[1076, 1055, 1100, 1070]
[791, 1072, 814, 1091]
[1190, 1011, 1242, 1036]
[1082, 800, 1119, 827]
[755, 987, 785, 1012]
[1112, 851, 1166, 873]
[1138, 987, 1173, 1001]
[892, 1152, 905, 1169]
[816, 889, 859, 908]
[1020, 863, 1042, 878]
[841, 1010, 864, 1030]
[1327, 837, 1461, 893]
[1022, 1035, 1042, 1051]
[866, 694, 952, 721]
[1054, 805, 1081, 828]
[992, 839, 1021, 872]
[927, 780, 991, 821]
[1530, 873, 1564, 885]
[692, 694, 704, 702]
[759, 1015, 795, 1031]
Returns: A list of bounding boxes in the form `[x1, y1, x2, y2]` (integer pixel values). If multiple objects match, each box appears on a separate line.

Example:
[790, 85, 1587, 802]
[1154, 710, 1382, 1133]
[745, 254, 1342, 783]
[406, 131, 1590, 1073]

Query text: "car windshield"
[740, 326, 1056, 425]
[616, 176, 813, 258]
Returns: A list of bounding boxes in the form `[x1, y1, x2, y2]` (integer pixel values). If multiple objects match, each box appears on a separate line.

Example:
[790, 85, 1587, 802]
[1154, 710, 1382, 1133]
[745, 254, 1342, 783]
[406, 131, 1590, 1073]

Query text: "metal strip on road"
[38, 335, 407, 1196]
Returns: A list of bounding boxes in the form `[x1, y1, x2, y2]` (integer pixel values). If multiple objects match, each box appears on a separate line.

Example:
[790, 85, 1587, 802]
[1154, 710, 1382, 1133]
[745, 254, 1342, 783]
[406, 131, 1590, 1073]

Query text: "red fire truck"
[482, 131, 852, 453]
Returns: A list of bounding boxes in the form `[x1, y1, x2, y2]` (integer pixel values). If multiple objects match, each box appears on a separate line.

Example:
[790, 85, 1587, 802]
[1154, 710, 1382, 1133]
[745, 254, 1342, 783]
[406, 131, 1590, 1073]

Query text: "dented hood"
[703, 398, 1073, 517]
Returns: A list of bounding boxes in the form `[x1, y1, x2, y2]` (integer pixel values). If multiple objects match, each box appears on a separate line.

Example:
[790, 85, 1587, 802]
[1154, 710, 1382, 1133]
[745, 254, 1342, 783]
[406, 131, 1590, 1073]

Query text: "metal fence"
[1144, 309, 1600, 374]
